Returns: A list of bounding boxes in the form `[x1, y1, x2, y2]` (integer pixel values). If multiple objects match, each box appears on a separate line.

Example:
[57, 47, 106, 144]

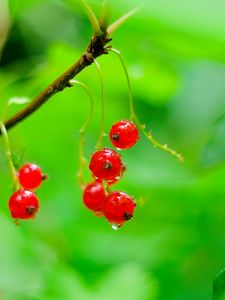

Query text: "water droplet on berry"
[111, 223, 121, 230]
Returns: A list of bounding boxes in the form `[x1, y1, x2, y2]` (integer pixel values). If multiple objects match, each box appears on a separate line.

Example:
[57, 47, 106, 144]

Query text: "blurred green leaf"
[200, 114, 225, 168]
[213, 269, 225, 300]
[1, 1, 225, 300]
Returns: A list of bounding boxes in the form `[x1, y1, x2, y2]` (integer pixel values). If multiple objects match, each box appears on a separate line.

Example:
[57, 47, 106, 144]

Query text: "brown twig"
[0, 33, 112, 134]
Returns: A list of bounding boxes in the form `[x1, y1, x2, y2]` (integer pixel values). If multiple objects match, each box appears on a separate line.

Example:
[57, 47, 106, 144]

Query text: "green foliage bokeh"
[0, 0, 225, 299]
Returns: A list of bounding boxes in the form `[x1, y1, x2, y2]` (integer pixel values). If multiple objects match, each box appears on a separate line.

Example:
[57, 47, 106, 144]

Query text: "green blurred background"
[0, 0, 225, 299]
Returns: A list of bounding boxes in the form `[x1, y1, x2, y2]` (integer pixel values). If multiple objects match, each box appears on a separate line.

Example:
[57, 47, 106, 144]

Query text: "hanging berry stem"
[94, 59, 105, 150]
[110, 48, 184, 162]
[0, 121, 20, 190]
[110, 48, 135, 120]
[69, 79, 94, 188]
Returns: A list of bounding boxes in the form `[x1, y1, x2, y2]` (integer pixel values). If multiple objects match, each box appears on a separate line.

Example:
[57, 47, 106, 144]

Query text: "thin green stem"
[107, 6, 142, 35]
[69, 79, 94, 188]
[0, 121, 20, 190]
[134, 117, 184, 161]
[93, 59, 105, 150]
[80, 0, 102, 35]
[110, 48, 135, 120]
[99, 0, 111, 31]
[110, 48, 184, 162]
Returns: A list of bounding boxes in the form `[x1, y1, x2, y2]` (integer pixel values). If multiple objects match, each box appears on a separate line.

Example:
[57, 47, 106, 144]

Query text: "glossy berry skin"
[110, 120, 139, 150]
[89, 148, 122, 181]
[8, 189, 39, 219]
[83, 181, 106, 213]
[102, 191, 136, 225]
[18, 163, 44, 190]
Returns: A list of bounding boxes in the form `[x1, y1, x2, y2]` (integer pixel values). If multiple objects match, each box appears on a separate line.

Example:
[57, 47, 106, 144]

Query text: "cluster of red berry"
[82, 119, 139, 228]
[8, 163, 46, 221]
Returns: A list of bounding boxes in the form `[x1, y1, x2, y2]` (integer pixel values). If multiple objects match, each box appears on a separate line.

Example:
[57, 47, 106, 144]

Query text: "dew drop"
[111, 223, 121, 230]
[115, 176, 120, 180]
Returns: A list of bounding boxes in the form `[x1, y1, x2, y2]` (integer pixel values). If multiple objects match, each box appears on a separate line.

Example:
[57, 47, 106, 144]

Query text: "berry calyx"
[109, 120, 139, 150]
[83, 181, 106, 214]
[89, 148, 122, 181]
[8, 189, 39, 220]
[18, 163, 46, 190]
[102, 191, 136, 225]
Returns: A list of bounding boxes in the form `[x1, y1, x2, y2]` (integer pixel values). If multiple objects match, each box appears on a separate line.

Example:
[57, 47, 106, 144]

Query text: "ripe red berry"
[110, 120, 139, 150]
[18, 163, 45, 190]
[8, 189, 39, 220]
[102, 191, 136, 225]
[83, 181, 106, 214]
[89, 148, 122, 181]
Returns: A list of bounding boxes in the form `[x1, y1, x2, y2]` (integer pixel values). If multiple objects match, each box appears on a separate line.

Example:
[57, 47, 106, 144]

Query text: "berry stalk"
[0, 121, 20, 190]
[94, 59, 105, 150]
[69, 80, 94, 188]
[110, 48, 135, 120]
[110, 48, 184, 162]
[134, 118, 184, 161]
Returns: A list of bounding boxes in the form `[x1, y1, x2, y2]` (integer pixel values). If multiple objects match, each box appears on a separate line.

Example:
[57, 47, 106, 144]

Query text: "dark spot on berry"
[42, 174, 48, 181]
[103, 161, 112, 170]
[112, 133, 119, 141]
[26, 205, 37, 215]
[124, 212, 133, 220]
[121, 164, 127, 172]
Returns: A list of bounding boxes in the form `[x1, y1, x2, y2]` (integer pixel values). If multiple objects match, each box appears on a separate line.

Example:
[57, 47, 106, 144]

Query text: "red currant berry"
[102, 191, 136, 225]
[89, 148, 122, 181]
[18, 163, 46, 190]
[8, 189, 39, 220]
[83, 181, 106, 214]
[110, 120, 139, 150]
